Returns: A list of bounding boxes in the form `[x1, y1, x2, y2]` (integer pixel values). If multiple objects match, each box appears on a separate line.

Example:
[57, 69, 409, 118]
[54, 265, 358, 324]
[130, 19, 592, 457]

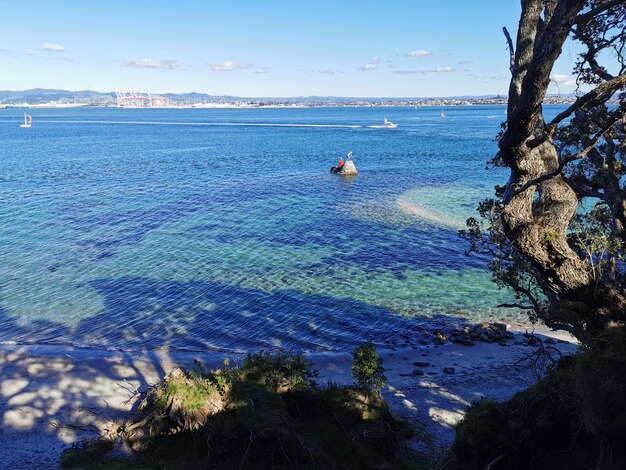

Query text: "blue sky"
[0, 0, 585, 97]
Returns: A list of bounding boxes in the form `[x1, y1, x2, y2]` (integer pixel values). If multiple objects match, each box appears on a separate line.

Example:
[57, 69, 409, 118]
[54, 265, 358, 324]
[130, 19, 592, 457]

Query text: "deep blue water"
[0, 106, 565, 353]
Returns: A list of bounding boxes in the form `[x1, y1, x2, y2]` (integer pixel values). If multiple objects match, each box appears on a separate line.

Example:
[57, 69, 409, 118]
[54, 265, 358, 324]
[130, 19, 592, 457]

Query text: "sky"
[0, 0, 587, 97]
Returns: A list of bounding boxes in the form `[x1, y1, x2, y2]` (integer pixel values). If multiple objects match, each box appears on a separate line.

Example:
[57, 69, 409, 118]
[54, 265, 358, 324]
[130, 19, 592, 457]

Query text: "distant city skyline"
[1, 1, 589, 97]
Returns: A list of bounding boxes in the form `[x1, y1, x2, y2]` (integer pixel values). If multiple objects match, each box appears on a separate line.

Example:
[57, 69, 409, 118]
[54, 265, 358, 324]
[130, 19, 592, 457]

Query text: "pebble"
[443, 367, 456, 374]
[412, 361, 430, 367]
[412, 369, 425, 376]
[544, 337, 557, 344]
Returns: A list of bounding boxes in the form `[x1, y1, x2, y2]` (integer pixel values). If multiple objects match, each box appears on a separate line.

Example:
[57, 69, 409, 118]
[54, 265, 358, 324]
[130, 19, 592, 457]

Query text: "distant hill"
[0, 88, 115, 103]
[0, 88, 511, 104]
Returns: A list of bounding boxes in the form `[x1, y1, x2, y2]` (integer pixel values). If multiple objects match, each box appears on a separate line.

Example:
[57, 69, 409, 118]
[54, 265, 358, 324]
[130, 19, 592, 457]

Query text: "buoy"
[339, 159, 358, 175]
[331, 151, 358, 175]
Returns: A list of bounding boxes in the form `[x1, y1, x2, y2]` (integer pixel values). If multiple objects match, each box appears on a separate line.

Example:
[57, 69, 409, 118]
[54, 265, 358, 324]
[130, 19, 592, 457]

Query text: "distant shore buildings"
[0, 91, 611, 110]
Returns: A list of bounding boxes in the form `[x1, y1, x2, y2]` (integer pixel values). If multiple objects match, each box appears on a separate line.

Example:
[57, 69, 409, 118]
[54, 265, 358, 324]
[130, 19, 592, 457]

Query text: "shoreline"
[0, 325, 578, 468]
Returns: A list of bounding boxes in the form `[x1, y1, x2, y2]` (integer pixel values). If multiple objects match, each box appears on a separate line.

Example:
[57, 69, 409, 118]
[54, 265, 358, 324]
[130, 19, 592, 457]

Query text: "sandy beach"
[0, 326, 577, 469]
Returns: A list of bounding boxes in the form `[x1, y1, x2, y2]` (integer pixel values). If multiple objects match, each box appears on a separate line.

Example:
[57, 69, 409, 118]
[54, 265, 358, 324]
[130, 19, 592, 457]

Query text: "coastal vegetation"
[451, 326, 626, 469]
[456, 1, 626, 468]
[61, 349, 419, 469]
[462, 0, 625, 343]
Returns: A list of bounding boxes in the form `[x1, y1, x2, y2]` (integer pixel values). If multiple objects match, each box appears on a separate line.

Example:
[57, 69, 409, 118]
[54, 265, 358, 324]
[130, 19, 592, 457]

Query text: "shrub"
[450, 326, 626, 469]
[352, 342, 387, 392]
[241, 350, 319, 392]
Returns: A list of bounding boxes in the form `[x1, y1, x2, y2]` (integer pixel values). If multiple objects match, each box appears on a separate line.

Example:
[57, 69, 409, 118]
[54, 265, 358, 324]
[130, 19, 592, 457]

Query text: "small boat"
[383, 118, 398, 128]
[20, 113, 32, 128]
[440, 108, 446, 118]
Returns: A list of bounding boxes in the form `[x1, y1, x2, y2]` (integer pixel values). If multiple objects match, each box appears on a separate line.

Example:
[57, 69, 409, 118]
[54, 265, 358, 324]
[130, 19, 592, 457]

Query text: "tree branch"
[512, 109, 625, 197]
[497, 303, 535, 310]
[503, 27, 515, 75]
[574, 0, 625, 25]
[548, 72, 626, 129]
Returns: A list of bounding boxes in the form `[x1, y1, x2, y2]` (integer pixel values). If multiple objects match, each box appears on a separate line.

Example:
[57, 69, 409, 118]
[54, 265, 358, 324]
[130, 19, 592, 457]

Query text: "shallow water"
[0, 105, 567, 352]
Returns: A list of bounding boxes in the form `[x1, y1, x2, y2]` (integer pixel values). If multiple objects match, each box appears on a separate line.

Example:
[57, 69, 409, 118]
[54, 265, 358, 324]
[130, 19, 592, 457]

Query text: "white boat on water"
[383, 118, 398, 128]
[20, 113, 32, 128]
[440, 108, 446, 118]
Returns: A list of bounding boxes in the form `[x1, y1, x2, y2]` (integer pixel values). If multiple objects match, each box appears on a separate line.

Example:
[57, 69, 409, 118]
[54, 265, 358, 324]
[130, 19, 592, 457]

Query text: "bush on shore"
[450, 326, 626, 470]
[61, 349, 422, 469]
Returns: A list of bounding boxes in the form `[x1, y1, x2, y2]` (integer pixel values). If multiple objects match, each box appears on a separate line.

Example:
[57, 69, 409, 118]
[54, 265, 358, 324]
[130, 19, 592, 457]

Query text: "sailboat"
[440, 108, 446, 118]
[20, 113, 32, 128]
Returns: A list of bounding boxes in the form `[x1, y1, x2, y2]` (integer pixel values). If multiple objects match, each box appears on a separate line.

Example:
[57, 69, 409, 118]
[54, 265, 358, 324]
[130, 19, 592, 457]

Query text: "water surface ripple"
[0, 106, 566, 352]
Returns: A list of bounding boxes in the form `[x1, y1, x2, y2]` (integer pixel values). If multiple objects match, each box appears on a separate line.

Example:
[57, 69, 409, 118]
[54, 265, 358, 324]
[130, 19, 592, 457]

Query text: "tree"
[463, 0, 626, 342]
[351, 342, 387, 393]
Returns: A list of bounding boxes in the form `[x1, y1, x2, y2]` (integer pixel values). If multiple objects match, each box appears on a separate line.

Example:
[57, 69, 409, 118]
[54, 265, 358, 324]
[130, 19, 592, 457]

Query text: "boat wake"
[48, 120, 364, 129]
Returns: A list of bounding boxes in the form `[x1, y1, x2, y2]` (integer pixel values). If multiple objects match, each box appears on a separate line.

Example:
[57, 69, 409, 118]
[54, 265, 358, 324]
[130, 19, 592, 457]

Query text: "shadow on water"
[2, 277, 469, 353]
[0, 281, 475, 469]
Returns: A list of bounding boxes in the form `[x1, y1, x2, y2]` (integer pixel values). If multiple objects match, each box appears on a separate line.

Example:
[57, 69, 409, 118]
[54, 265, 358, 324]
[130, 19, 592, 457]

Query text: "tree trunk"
[499, 0, 626, 337]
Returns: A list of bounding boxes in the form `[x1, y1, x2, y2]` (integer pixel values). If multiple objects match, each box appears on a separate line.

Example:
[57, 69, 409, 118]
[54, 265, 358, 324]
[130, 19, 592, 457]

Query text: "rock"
[557, 339, 569, 344]
[412, 369, 425, 376]
[451, 329, 462, 336]
[338, 159, 358, 175]
[460, 339, 475, 346]
[413, 361, 430, 367]
[544, 337, 557, 344]
[443, 367, 456, 374]
[494, 322, 508, 331]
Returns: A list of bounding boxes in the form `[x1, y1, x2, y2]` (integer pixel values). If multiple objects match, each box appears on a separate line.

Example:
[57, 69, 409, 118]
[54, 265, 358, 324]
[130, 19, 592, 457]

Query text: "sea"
[0, 105, 565, 353]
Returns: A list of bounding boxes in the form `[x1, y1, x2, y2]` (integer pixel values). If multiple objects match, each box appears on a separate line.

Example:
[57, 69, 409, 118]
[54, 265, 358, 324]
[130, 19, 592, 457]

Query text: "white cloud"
[552, 74, 577, 86]
[299, 69, 344, 75]
[406, 49, 432, 57]
[59, 55, 75, 62]
[209, 61, 251, 71]
[394, 66, 455, 75]
[120, 58, 184, 70]
[254, 67, 270, 74]
[25, 48, 35, 56]
[359, 57, 381, 70]
[457, 60, 473, 65]
[42, 42, 65, 52]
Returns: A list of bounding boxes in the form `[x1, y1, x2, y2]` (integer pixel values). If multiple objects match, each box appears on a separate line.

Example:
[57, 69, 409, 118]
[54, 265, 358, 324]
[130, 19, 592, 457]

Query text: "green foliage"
[62, 351, 420, 469]
[450, 326, 626, 469]
[569, 205, 625, 285]
[352, 342, 387, 392]
[240, 350, 319, 392]
[164, 379, 213, 412]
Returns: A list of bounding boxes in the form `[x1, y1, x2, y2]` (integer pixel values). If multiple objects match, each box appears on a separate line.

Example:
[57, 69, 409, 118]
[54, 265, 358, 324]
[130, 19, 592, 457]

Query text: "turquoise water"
[0, 106, 562, 353]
